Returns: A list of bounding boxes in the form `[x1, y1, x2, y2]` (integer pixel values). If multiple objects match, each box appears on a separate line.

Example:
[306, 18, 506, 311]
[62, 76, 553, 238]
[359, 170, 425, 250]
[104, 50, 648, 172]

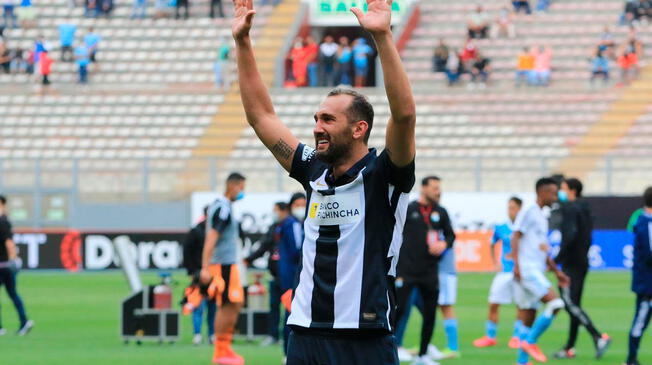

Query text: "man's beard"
[315, 136, 352, 165]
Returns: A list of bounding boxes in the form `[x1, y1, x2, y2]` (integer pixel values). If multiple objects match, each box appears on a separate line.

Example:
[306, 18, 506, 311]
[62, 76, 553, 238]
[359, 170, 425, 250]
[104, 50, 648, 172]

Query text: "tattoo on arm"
[271, 139, 294, 161]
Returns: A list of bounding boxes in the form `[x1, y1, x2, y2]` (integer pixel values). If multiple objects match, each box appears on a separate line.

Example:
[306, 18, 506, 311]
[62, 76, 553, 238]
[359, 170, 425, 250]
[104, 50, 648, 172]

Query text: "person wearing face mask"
[553, 178, 611, 360]
[200, 172, 247, 365]
[278, 192, 305, 357]
[289, 192, 307, 221]
[244, 202, 288, 346]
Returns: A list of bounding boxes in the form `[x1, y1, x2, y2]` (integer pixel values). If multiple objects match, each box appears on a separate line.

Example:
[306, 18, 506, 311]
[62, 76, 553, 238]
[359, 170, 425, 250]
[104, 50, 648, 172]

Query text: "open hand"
[232, 0, 256, 40]
[351, 0, 393, 36]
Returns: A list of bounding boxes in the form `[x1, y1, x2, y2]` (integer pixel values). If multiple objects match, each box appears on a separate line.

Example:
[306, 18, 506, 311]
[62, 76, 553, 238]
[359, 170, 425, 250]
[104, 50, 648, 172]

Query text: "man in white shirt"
[512, 178, 569, 364]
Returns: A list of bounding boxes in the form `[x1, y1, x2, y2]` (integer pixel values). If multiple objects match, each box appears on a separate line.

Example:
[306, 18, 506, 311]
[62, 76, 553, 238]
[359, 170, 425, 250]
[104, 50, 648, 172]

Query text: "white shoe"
[17, 320, 33, 336]
[0, 328, 6, 336]
[192, 334, 202, 345]
[281, 356, 287, 365]
[427, 345, 445, 360]
[260, 335, 278, 346]
[209, 334, 216, 345]
[412, 354, 440, 365]
[398, 347, 414, 362]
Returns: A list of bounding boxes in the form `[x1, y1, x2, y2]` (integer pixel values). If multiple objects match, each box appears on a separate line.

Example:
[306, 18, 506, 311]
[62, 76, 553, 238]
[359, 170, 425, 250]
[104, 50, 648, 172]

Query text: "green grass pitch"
[0, 271, 649, 364]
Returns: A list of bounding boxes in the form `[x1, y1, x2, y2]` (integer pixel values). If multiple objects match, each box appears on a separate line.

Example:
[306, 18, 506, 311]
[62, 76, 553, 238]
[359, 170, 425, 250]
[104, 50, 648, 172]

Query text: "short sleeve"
[0, 219, 12, 243]
[289, 143, 317, 187]
[513, 208, 530, 235]
[377, 149, 416, 193]
[491, 226, 500, 245]
[208, 203, 230, 234]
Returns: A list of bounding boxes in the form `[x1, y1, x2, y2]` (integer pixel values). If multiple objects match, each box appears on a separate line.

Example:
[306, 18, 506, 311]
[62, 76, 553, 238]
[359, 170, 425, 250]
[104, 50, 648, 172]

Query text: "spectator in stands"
[98, 0, 113, 17]
[153, 0, 172, 19]
[590, 47, 610, 86]
[261, 0, 279, 6]
[618, 47, 639, 85]
[532, 45, 552, 86]
[10, 47, 27, 73]
[32, 34, 46, 69]
[290, 37, 308, 87]
[39, 49, 52, 89]
[445, 47, 462, 86]
[175, 0, 188, 19]
[25, 48, 34, 74]
[84, 27, 101, 64]
[470, 51, 490, 89]
[2, 0, 17, 29]
[84, 0, 98, 17]
[16, 0, 35, 29]
[515, 46, 535, 87]
[74, 41, 90, 84]
[352, 37, 373, 87]
[131, 0, 147, 19]
[214, 38, 230, 89]
[460, 37, 478, 72]
[318, 35, 338, 87]
[433, 38, 449, 73]
[209, 0, 223, 18]
[536, 0, 551, 13]
[467, 5, 490, 39]
[0, 40, 10, 73]
[335, 35, 352, 86]
[304, 36, 319, 87]
[58, 20, 77, 62]
[598, 26, 616, 58]
[512, 0, 532, 14]
[491, 6, 516, 39]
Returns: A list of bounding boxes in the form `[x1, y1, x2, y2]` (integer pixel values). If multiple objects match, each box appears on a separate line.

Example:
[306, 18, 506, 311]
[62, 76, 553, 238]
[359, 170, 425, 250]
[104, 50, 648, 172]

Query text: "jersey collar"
[325, 148, 377, 187]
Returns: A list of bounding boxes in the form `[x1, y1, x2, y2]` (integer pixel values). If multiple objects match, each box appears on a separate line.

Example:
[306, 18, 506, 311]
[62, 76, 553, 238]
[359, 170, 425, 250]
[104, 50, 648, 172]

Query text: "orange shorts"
[208, 264, 244, 306]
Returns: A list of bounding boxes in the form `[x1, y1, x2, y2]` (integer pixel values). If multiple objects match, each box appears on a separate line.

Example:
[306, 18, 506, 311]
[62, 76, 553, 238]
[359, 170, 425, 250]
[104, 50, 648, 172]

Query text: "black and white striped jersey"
[286, 143, 415, 333]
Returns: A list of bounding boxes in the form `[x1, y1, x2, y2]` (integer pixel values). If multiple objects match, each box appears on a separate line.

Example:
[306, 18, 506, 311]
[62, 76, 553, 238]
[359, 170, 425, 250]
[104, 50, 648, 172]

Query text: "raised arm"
[352, 0, 416, 167]
[232, 0, 299, 172]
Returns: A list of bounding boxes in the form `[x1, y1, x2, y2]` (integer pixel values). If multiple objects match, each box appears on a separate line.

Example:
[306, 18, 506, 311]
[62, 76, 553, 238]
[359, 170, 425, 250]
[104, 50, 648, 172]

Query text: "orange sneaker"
[521, 342, 547, 363]
[473, 336, 497, 348]
[508, 336, 521, 349]
[213, 349, 244, 365]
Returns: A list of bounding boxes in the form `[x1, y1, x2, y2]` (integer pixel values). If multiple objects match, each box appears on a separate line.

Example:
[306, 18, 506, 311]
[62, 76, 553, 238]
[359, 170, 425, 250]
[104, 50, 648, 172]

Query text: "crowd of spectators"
[2, 0, 36, 30]
[514, 45, 552, 87]
[286, 35, 374, 88]
[590, 24, 643, 86]
[622, 0, 652, 26]
[434, 0, 652, 89]
[0, 25, 101, 87]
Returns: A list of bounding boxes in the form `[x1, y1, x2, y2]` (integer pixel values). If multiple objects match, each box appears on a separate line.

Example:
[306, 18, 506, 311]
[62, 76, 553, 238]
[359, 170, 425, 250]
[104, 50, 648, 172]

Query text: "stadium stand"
[1, 0, 651, 198]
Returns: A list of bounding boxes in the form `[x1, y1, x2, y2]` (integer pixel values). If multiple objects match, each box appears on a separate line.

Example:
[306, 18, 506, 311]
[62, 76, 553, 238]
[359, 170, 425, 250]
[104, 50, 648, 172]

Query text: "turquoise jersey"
[492, 223, 514, 273]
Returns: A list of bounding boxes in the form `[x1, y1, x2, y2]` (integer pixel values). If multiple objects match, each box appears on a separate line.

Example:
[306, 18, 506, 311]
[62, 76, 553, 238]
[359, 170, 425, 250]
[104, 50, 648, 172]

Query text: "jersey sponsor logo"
[307, 193, 362, 225]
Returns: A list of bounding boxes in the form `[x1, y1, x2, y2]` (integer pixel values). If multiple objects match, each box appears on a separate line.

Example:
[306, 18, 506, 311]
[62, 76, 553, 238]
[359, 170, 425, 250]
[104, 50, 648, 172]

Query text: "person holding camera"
[0, 195, 33, 336]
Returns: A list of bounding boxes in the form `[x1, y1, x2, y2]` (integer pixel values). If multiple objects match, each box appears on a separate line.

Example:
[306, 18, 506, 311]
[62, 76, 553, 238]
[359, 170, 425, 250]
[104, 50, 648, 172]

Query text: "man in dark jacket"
[553, 178, 610, 359]
[624, 186, 652, 365]
[244, 201, 286, 346]
[395, 176, 455, 363]
[182, 206, 216, 345]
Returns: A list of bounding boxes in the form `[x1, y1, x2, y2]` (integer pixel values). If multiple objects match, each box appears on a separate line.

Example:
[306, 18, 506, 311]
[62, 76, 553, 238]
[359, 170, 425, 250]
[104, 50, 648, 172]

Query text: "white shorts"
[438, 273, 457, 306]
[514, 269, 551, 310]
[488, 272, 515, 305]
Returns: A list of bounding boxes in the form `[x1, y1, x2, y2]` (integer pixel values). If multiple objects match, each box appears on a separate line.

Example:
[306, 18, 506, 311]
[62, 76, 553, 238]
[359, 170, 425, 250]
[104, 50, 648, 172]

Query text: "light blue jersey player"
[473, 197, 523, 349]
